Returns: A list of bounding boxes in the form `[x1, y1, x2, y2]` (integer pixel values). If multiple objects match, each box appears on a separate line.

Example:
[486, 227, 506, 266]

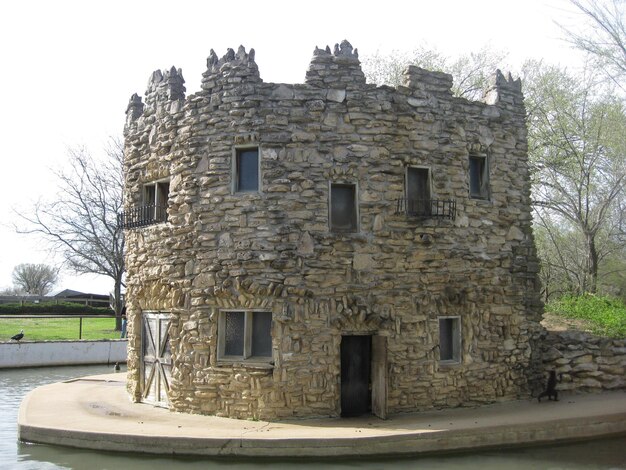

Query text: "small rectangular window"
[157, 182, 170, 207]
[143, 184, 156, 207]
[218, 310, 272, 362]
[330, 183, 358, 232]
[406, 167, 431, 216]
[235, 148, 259, 192]
[439, 317, 461, 363]
[142, 180, 169, 223]
[469, 155, 489, 199]
[224, 311, 245, 356]
[251, 311, 272, 357]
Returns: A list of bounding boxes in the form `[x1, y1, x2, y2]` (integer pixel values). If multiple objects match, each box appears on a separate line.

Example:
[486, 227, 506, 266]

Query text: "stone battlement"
[125, 40, 524, 130]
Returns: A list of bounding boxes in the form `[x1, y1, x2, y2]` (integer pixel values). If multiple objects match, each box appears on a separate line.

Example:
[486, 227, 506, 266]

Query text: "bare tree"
[17, 138, 125, 326]
[11, 263, 58, 296]
[362, 45, 508, 100]
[560, 0, 626, 89]
[0, 286, 25, 296]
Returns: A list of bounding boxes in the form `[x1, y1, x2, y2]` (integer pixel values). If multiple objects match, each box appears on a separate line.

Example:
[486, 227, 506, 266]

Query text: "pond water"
[1, 364, 625, 469]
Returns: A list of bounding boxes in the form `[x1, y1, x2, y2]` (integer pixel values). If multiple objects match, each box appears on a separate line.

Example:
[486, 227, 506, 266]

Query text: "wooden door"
[141, 312, 172, 408]
[371, 335, 388, 419]
[340, 335, 371, 417]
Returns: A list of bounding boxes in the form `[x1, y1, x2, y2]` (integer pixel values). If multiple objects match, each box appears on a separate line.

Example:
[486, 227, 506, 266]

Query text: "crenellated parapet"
[201, 45, 260, 92]
[402, 65, 454, 98]
[483, 69, 524, 111]
[305, 39, 366, 89]
[143, 66, 186, 113]
[125, 93, 144, 128]
[125, 67, 186, 133]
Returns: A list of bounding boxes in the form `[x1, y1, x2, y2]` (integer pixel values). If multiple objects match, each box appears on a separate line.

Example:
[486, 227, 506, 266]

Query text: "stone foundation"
[538, 330, 626, 394]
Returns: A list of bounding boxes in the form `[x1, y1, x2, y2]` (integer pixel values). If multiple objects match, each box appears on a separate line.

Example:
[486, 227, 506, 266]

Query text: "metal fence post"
[79, 317, 83, 339]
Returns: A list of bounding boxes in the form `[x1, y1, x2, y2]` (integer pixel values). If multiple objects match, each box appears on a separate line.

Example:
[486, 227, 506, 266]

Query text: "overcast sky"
[0, 0, 590, 295]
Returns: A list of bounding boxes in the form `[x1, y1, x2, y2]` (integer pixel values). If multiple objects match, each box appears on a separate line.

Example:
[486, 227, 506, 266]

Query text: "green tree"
[524, 61, 626, 295]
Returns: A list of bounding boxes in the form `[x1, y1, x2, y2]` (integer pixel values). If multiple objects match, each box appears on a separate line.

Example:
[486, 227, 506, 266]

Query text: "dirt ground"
[540, 311, 594, 334]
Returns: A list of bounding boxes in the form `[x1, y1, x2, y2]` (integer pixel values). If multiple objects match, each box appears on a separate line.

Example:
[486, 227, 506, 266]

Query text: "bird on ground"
[11, 329, 24, 341]
[114, 362, 120, 372]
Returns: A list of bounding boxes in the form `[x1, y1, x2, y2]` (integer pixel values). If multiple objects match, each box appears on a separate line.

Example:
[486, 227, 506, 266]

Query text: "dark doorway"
[340, 335, 371, 417]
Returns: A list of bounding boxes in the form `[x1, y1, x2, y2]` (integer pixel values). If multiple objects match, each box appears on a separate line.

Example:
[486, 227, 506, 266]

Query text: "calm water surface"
[1, 364, 625, 470]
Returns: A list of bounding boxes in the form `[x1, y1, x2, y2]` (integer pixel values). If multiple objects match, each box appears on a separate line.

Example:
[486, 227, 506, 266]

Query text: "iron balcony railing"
[395, 198, 456, 220]
[117, 204, 168, 229]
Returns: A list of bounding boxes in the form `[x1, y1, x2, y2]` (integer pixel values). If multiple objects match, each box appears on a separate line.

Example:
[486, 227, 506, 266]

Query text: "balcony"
[395, 198, 456, 220]
[117, 204, 168, 229]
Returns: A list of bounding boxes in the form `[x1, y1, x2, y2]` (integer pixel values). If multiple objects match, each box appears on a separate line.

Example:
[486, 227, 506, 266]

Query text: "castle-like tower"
[121, 41, 543, 419]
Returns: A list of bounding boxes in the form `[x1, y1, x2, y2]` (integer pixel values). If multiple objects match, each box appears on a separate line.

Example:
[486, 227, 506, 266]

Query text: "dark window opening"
[236, 148, 259, 192]
[143, 184, 156, 207]
[406, 167, 431, 216]
[469, 155, 489, 199]
[251, 311, 272, 357]
[439, 317, 461, 363]
[330, 183, 357, 232]
[119, 180, 170, 229]
[142, 181, 169, 223]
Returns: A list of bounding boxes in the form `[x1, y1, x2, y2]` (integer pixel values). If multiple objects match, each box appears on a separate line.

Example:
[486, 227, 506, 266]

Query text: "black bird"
[113, 362, 120, 372]
[11, 329, 24, 341]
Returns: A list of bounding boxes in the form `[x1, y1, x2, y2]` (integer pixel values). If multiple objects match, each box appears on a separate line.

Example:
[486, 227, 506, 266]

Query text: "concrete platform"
[18, 373, 626, 458]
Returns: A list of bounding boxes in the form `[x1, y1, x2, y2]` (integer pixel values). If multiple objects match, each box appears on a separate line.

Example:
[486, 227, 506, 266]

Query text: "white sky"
[0, 0, 589, 295]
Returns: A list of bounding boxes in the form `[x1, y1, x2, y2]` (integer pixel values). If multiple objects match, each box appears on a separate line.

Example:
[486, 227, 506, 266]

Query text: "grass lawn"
[0, 317, 120, 341]
[545, 294, 626, 339]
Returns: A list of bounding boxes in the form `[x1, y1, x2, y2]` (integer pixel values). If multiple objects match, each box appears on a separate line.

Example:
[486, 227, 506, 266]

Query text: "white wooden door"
[141, 312, 172, 408]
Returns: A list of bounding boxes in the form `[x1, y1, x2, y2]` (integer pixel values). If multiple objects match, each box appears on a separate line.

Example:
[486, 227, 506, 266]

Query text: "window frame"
[142, 178, 170, 223]
[438, 316, 461, 364]
[232, 146, 261, 193]
[329, 182, 359, 233]
[469, 154, 490, 200]
[217, 309, 273, 363]
[405, 166, 432, 216]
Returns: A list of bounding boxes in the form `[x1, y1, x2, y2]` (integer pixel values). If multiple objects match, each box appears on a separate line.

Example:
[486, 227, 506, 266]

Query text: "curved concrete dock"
[18, 373, 626, 457]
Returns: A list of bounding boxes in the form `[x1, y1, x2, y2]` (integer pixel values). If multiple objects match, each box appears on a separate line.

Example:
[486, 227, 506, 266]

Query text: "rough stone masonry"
[122, 40, 544, 420]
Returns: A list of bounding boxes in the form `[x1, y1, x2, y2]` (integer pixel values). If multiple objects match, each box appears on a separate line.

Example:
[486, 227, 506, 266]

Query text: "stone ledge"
[18, 374, 626, 458]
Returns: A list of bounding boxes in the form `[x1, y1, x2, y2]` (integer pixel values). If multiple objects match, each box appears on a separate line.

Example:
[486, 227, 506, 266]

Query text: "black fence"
[395, 198, 456, 220]
[0, 296, 110, 308]
[0, 315, 119, 340]
[118, 204, 168, 229]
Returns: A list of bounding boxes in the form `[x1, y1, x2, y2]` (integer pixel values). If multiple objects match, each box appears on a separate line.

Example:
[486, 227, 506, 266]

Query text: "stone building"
[121, 40, 543, 420]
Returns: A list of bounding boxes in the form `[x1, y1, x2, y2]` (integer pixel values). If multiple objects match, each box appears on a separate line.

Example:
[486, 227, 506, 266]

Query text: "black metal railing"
[0, 314, 118, 340]
[395, 198, 456, 220]
[117, 204, 168, 229]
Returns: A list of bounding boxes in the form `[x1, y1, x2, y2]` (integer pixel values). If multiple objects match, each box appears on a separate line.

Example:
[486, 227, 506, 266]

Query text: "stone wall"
[539, 330, 625, 393]
[0, 340, 127, 368]
[122, 40, 544, 420]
